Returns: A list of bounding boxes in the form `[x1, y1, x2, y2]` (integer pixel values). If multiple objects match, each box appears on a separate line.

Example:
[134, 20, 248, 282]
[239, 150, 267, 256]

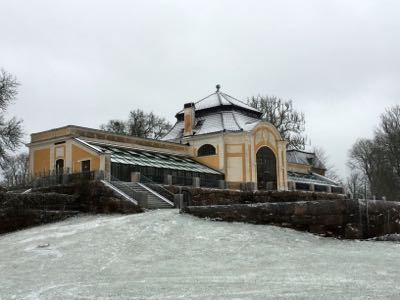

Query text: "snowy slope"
[1, 210, 400, 299]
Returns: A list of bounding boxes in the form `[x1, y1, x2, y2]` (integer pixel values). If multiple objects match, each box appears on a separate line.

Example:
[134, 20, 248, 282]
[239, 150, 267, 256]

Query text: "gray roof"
[163, 88, 262, 140]
[286, 150, 326, 170]
[176, 90, 261, 117]
[162, 111, 261, 140]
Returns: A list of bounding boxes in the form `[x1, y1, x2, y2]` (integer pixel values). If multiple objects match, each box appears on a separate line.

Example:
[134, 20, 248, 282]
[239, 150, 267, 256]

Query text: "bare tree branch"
[0, 69, 23, 167]
[100, 109, 171, 140]
[348, 106, 400, 201]
[247, 95, 307, 150]
[0, 69, 19, 111]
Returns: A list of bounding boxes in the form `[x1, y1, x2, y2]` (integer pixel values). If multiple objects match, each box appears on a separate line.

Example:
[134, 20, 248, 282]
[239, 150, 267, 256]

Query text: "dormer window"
[198, 144, 216, 157]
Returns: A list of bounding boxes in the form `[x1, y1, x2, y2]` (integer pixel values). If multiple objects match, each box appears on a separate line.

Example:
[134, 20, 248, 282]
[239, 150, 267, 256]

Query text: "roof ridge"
[216, 91, 223, 106]
[220, 111, 225, 130]
[161, 122, 179, 140]
[287, 149, 316, 155]
[231, 111, 242, 130]
[176, 90, 262, 115]
[82, 138, 190, 157]
[192, 91, 217, 106]
[175, 91, 217, 115]
[220, 92, 260, 112]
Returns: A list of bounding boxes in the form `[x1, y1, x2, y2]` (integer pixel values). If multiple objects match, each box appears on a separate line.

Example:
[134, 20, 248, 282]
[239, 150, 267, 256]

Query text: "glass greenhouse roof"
[288, 171, 339, 187]
[83, 140, 221, 175]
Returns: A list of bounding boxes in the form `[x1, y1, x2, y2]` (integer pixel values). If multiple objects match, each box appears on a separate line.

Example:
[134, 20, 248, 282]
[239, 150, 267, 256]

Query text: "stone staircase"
[109, 181, 174, 209]
[101, 180, 138, 206]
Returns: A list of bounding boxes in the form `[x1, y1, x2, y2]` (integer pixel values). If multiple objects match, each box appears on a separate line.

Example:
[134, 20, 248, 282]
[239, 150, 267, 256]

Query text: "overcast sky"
[1, 0, 399, 178]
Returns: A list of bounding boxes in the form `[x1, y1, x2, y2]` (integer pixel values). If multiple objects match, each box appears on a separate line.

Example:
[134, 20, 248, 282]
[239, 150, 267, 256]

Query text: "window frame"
[197, 144, 217, 157]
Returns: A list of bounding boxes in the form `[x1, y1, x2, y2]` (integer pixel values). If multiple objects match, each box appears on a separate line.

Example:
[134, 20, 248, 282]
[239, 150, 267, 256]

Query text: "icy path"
[1, 210, 400, 299]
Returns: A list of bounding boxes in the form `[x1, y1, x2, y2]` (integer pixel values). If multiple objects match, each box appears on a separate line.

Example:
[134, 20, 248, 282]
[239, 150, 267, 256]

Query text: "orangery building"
[27, 86, 343, 193]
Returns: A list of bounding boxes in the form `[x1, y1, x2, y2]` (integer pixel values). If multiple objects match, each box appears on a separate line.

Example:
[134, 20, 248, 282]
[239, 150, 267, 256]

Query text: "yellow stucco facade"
[29, 140, 100, 175]
[71, 144, 100, 173]
[183, 121, 288, 191]
[193, 145, 220, 170]
[27, 125, 191, 179]
[32, 147, 50, 175]
[27, 120, 327, 192]
[28, 123, 288, 190]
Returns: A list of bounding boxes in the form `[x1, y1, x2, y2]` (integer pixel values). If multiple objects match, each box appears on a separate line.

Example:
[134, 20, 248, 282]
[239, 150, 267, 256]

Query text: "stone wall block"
[294, 203, 308, 216]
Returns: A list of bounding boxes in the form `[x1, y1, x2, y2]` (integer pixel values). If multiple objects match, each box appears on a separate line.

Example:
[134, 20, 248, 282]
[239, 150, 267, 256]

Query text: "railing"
[32, 171, 103, 189]
[332, 186, 344, 194]
[140, 174, 175, 202]
[314, 185, 327, 192]
[142, 174, 164, 185]
[200, 177, 220, 188]
[291, 182, 344, 194]
[135, 174, 223, 189]
[6, 170, 105, 190]
[295, 183, 311, 191]
[4, 174, 34, 190]
[172, 175, 193, 186]
[106, 175, 139, 202]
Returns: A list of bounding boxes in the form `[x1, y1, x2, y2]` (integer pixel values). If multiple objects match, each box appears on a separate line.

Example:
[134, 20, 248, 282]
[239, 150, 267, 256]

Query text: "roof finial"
[216, 84, 221, 92]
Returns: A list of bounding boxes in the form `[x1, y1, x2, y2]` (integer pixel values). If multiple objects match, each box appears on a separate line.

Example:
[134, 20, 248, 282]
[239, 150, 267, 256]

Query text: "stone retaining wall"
[164, 185, 345, 206]
[1, 181, 142, 234]
[32, 180, 142, 214]
[0, 192, 79, 234]
[182, 199, 400, 239]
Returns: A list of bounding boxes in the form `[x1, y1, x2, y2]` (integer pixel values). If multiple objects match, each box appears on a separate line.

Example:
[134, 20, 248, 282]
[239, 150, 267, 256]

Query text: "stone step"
[111, 181, 174, 209]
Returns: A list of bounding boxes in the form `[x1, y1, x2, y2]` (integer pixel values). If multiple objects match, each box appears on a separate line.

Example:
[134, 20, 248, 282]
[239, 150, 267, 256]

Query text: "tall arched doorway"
[55, 159, 64, 173]
[256, 147, 277, 190]
[55, 159, 64, 184]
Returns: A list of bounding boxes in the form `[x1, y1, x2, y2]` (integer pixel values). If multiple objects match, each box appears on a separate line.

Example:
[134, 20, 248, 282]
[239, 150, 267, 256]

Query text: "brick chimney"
[183, 102, 195, 136]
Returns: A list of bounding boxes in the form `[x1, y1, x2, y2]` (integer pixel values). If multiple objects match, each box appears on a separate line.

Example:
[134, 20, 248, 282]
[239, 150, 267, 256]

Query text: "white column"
[49, 144, 55, 172]
[65, 140, 72, 172]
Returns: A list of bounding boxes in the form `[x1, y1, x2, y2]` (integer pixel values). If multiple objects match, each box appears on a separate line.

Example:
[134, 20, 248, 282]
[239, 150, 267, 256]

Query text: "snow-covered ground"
[1, 210, 400, 299]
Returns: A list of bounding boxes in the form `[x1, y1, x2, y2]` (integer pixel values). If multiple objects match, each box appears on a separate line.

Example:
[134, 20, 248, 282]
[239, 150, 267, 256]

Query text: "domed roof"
[175, 85, 262, 118]
[162, 85, 263, 141]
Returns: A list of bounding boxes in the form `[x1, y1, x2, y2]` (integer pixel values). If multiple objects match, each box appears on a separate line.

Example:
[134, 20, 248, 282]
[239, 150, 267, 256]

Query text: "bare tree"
[348, 106, 400, 201]
[346, 171, 366, 199]
[100, 120, 127, 135]
[376, 105, 400, 177]
[0, 69, 19, 109]
[349, 138, 400, 200]
[100, 109, 171, 140]
[313, 146, 341, 182]
[1, 152, 29, 187]
[348, 138, 376, 186]
[0, 69, 23, 166]
[247, 95, 307, 150]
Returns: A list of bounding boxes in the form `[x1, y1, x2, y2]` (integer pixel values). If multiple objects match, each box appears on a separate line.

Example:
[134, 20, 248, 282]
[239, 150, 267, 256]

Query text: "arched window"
[198, 144, 216, 157]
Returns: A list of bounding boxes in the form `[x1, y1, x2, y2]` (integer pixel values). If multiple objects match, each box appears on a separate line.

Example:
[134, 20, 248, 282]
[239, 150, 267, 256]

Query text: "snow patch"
[1, 211, 400, 299]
